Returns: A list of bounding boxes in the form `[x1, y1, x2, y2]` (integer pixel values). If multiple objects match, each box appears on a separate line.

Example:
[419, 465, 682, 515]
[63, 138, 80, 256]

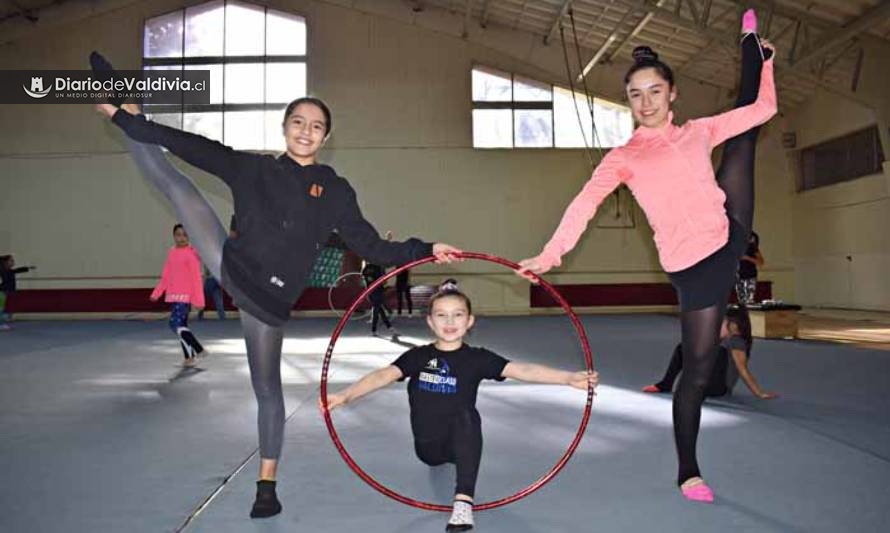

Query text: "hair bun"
[632, 46, 659, 64]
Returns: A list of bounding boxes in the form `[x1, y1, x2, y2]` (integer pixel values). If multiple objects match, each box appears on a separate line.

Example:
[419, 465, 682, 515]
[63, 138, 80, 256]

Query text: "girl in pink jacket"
[519, 10, 777, 502]
[152, 223, 206, 366]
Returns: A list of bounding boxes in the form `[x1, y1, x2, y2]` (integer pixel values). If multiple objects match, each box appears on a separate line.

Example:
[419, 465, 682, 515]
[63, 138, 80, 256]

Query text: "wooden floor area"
[798, 309, 890, 351]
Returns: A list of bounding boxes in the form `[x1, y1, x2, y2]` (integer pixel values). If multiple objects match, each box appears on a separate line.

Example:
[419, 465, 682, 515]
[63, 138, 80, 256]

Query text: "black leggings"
[396, 285, 412, 314]
[672, 33, 767, 485]
[656, 344, 728, 398]
[371, 302, 391, 332]
[414, 409, 483, 498]
[124, 139, 287, 459]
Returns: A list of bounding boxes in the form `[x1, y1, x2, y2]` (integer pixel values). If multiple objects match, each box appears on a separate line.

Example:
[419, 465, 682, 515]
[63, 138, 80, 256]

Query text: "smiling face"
[427, 294, 475, 350]
[626, 67, 676, 129]
[282, 102, 329, 165]
[173, 226, 189, 248]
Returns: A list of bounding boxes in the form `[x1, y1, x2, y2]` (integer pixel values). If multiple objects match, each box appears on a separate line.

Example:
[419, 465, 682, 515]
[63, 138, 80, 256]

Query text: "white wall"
[787, 95, 890, 310]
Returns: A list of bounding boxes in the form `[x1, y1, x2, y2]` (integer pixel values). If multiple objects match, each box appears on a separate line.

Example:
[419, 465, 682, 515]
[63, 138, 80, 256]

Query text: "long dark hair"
[725, 306, 753, 354]
[624, 45, 675, 87]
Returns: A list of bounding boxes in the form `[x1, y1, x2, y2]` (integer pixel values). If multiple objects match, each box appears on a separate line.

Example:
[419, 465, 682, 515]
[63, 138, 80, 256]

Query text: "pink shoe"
[741, 8, 757, 34]
[681, 481, 714, 503]
[641, 384, 661, 393]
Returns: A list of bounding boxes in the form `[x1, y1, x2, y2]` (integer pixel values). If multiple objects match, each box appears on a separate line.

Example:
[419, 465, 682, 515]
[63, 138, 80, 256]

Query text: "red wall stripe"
[529, 282, 772, 308]
[5, 282, 772, 313]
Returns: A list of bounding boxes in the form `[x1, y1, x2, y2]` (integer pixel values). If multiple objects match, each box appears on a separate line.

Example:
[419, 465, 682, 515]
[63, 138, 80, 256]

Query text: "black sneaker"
[249, 480, 282, 518]
[89, 51, 126, 106]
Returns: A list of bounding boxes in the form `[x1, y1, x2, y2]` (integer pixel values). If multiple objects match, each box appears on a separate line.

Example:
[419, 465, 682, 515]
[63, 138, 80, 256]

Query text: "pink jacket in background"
[537, 59, 777, 273]
[151, 246, 205, 307]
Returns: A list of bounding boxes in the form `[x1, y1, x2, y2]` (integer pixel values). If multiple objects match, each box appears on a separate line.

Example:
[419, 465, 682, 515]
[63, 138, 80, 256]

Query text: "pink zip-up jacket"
[151, 246, 205, 307]
[536, 59, 777, 273]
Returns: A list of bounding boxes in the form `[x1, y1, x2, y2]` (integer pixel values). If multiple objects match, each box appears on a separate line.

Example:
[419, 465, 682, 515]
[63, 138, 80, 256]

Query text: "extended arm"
[501, 362, 598, 391]
[98, 104, 258, 187]
[517, 150, 626, 278]
[336, 183, 434, 266]
[731, 349, 777, 399]
[704, 59, 777, 148]
[321, 365, 404, 411]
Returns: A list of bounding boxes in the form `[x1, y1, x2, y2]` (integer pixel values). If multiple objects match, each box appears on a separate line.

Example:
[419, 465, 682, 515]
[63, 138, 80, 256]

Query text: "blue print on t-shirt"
[417, 358, 457, 394]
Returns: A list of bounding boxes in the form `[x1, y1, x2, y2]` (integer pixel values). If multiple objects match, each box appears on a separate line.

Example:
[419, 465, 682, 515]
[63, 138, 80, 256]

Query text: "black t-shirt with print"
[392, 343, 509, 440]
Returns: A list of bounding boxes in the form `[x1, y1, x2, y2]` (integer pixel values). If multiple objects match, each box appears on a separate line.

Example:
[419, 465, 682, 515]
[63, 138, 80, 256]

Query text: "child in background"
[362, 261, 392, 336]
[736, 231, 764, 304]
[322, 288, 598, 531]
[0, 254, 37, 330]
[151, 224, 205, 366]
[643, 306, 778, 399]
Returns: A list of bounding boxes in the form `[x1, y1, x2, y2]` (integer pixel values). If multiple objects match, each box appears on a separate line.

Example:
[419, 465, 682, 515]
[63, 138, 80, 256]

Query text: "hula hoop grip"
[320, 251, 594, 511]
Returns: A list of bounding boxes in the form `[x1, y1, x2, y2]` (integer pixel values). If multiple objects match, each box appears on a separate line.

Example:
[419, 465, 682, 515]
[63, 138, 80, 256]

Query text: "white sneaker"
[446, 500, 474, 531]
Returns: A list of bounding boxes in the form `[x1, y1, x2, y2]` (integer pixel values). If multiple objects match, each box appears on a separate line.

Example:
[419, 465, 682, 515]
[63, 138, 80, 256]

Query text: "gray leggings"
[125, 139, 287, 459]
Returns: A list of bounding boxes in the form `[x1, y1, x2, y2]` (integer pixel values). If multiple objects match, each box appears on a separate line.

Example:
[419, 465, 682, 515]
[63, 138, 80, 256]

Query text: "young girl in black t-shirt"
[322, 288, 598, 531]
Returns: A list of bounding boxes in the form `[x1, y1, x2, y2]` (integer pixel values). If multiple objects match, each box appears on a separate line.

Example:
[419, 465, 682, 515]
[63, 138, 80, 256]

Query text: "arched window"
[143, 0, 307, 151]
[472, 65, 633, 149]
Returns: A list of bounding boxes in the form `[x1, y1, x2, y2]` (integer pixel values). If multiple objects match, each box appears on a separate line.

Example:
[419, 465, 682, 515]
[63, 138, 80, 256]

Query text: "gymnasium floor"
[1, 313, 888, 532]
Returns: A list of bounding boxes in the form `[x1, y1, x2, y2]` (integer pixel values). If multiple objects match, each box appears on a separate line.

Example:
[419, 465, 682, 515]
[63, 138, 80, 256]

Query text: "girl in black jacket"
[92, 52, 460, 519]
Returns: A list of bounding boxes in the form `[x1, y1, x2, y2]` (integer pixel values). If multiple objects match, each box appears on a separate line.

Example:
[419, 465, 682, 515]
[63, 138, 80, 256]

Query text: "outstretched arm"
[320, 365, 404, 411]
[517, 150, 626, 281]
[501, 362, 598, 391]
[336, 183, 461, 265]
[731, 349, 777, 399]
[96, 103, 258, 188]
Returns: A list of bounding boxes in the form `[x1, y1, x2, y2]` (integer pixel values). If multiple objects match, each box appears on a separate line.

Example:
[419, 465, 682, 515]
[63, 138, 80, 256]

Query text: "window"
[798, 126, 885, 191]
[143, 0, 307, 151]
[472, 66, 632, 149]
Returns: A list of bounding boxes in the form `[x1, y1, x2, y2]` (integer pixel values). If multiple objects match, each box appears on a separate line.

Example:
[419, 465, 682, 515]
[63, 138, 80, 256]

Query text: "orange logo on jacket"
[309, 183, 324, 198]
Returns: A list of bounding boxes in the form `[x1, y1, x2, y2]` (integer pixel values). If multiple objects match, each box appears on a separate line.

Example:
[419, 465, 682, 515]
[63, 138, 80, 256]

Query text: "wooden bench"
[747, 303, 802, 339]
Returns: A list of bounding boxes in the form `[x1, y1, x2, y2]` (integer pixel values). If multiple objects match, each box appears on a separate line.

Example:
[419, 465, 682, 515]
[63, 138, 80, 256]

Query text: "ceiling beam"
[701, 0, 712, 28]
[616, 0, 874, 107]
[721, 0, 835, 32]
[479, 0, 491, 28]
[606, 0, 667, 62]
[791, 0, 890, 71]
[1, 0, 39, 23]
[818, 39, 859, 79]
[543, 0, 574, 45]
[1, 0, 144, 46]
[461, 0, 472, 38]
[685, 0, 700, 27]
[578, 4, 641, 79]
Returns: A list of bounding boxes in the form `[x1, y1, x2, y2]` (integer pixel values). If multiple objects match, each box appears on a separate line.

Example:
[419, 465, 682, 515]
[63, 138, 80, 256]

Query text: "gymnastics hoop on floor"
[320, 252, 595, 512]
[327, 271, 373, 321]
